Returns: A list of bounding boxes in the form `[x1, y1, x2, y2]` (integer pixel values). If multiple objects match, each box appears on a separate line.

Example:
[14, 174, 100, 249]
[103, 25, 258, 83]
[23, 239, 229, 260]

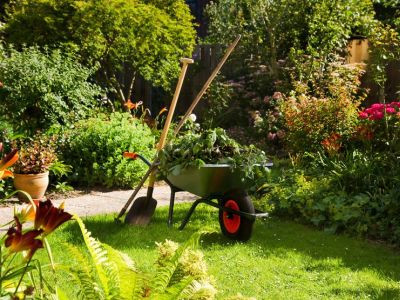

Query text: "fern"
[103, 244, 137, 299]
[62, 244, 102, 300]
[150, 230, 216, 298]
[74, 216, 113, 297]
[73, 215, 137, 300]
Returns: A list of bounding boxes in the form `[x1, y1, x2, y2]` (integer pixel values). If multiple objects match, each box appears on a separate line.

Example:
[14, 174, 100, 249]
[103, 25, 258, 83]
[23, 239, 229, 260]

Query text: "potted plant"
[12, 137, 57, 201]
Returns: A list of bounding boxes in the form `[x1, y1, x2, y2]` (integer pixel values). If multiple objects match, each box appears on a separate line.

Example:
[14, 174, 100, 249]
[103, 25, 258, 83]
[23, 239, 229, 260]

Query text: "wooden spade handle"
[148, 57, 194, 188]
[157, 58, 194, 151]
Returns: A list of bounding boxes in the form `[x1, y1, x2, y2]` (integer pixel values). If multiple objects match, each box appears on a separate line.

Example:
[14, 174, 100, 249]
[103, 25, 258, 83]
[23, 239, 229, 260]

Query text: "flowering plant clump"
[2, 199, 72, 297]
[358, 102, 400, 121]
[0, 143, 72, 297]
[357, 101, 400, 150]
[13, 137, 57, 174]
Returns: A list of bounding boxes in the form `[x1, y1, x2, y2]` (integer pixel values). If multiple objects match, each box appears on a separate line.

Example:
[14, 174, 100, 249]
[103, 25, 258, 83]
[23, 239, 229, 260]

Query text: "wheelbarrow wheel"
[218, 189, 255, 241]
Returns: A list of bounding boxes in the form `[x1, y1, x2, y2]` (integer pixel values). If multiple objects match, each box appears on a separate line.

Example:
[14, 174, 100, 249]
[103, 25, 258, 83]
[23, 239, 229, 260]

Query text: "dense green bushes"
[0, 46, 101, 134]
[258, 149, 400, 244]
[2, 0, 196, 106]
[60, 113, 155, 188]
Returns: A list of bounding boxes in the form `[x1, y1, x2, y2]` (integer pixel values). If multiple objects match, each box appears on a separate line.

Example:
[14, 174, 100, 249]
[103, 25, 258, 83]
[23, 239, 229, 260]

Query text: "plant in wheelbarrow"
[158, 127, 271, 241]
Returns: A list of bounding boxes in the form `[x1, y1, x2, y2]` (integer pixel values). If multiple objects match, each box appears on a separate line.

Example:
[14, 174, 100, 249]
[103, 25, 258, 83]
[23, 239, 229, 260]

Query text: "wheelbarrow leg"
[179, 198, 204, 230]
[167, 188, 177, 227]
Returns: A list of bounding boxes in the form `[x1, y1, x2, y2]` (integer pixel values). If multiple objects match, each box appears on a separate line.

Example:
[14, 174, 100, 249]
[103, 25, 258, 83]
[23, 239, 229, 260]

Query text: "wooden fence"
[128, 40, 399, 114]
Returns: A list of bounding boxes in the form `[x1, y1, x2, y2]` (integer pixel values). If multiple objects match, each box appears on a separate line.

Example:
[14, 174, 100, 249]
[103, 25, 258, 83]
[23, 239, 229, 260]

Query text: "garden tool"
[173, 35, 241, 135]
[122, 57, 194, 225]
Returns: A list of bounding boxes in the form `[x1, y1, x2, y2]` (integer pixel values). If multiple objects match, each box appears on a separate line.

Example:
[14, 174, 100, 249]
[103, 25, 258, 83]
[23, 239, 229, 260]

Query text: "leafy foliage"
[65, 217, 216, 299]
[60, 112, 156, 188]
[279, 59, 365, 153]
[205, 0, 375, 75]
[0, 46, 101, 134]
[367, 23, 400, 101]
[3, 0, 196, 105]
[257, 149, 400, 244]
[159, 128, 269, 182]
[12, 136, 57, 174]
[66, 216, 138, 299]
[200, 78, 234, 129]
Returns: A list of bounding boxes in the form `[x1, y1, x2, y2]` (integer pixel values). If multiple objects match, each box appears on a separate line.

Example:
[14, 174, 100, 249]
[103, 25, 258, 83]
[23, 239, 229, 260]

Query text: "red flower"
[34, 200, 72, 235]
[5, 217, 43, 259]
[371, 103, 384, 109]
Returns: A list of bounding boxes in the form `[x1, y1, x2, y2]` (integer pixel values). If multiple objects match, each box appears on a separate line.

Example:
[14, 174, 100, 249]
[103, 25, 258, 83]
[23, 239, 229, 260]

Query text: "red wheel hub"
[223, 200, 241, 234]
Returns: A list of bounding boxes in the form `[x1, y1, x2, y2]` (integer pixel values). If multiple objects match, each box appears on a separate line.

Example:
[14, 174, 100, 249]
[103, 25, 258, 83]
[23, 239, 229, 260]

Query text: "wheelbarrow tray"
[166, 163, 270, 197]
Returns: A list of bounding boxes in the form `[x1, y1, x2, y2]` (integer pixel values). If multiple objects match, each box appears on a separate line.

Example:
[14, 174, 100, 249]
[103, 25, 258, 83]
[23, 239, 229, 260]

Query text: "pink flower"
[358, 111, 369, 119]
[267, 132, 277, 141]
[272, 92, 283, 100]
[371, 103, 385, 110]
[390, 102, 400, 108]
[369, 111, 384, 120]
[385, 107, 396, 114]
[365, 108, 374, 114]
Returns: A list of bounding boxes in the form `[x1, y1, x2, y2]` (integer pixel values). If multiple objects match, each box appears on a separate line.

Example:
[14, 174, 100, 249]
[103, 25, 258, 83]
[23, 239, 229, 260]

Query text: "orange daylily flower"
[157, 107, 168, 117]
[16, 200, 39, 223]
[34, 200, 72, 235]
[0, 147, 18, 179]
[125, 100, 143, 110]
[5, 217, 43, 259]
[125, 99, 136, 110]
[123, 152, 138, 159]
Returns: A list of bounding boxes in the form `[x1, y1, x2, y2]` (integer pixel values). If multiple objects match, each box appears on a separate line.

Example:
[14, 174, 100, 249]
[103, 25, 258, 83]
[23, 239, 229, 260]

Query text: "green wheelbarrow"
[120, 154, 272, 242]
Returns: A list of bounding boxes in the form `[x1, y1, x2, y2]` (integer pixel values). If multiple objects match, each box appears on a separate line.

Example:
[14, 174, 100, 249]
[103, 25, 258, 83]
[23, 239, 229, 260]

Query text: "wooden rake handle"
[173, 35, 241, 135]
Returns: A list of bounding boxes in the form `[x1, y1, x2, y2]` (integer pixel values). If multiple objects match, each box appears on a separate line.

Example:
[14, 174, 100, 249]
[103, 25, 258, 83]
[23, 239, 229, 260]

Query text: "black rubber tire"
[218, 189, 255, 241]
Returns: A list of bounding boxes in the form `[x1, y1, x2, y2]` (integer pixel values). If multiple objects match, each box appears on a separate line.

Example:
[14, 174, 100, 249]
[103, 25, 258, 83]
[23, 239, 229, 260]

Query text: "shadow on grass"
[60, 202, 400, 285]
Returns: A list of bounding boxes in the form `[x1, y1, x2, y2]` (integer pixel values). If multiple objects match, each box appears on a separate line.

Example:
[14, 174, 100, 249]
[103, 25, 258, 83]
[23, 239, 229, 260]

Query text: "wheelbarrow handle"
[123, 152, 152, 167]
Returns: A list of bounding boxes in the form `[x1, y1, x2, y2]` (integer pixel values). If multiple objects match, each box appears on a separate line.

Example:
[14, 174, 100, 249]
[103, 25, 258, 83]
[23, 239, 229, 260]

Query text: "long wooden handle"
[148, 58, 194, 188]
[174, 35, 241, 135]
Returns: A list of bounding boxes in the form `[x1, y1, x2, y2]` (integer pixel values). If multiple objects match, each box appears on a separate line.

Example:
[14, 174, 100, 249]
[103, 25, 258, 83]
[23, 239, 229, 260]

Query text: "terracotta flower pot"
[13, 172, 49, 202]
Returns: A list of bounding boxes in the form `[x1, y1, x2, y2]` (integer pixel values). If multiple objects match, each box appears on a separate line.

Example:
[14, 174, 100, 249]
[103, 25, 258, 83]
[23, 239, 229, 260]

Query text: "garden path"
[0, 184, 198, 225]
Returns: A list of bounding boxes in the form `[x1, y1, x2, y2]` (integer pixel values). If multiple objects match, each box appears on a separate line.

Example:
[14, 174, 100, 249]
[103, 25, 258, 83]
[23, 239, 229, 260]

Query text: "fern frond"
[151, 230, 214, 294]
[61, 244, 102, 300]
[161, 276, 194, 300]
[74, 215, 116, 298]
[103, 244, 137, 299]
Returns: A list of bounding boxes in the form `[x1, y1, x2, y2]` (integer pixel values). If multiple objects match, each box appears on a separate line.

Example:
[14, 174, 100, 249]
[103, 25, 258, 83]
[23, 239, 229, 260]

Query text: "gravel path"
[0, 185, 198, 224]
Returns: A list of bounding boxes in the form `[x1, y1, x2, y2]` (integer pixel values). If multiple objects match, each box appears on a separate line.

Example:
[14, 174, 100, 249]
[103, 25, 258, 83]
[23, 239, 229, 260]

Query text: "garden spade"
[124, 57, 194, 225]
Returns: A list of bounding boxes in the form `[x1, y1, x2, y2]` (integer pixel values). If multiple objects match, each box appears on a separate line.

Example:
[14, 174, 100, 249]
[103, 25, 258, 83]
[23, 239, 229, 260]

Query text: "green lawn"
[46, 203, 400, 299]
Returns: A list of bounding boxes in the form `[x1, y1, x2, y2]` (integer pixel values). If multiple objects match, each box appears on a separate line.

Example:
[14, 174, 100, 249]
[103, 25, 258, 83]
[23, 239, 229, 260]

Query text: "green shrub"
[0, 46, 101, 134]
[257, 150, 400, 244]
[280, 59, 364, 154]
[3, 0, 195, 106]
[61, 112, 155, 188]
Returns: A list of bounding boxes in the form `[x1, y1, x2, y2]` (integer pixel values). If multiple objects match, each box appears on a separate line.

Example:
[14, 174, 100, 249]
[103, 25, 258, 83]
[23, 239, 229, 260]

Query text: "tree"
[205, 0, 376, 78]
[2, 0, 196, 108]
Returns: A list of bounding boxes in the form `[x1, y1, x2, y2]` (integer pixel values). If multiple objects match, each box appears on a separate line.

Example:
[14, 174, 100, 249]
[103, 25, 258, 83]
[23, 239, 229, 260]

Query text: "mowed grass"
[44, 203, 400, 299]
